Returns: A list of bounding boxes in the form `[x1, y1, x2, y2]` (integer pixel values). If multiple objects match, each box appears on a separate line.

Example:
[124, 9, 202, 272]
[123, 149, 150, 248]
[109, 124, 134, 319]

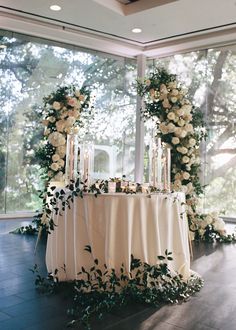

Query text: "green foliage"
[32, 247, 203, 329]
[9, 224, 37, 235]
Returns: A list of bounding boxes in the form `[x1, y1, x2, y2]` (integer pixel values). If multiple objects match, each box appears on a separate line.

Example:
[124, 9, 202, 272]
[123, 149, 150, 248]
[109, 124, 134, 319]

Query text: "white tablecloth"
[46, 192, 190, 281]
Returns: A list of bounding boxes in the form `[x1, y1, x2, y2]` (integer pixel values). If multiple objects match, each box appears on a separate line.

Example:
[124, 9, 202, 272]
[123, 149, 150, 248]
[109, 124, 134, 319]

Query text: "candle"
[108, 181, 116, 193]
[157, 138, 162, 190]
[166, 148, 171, 192]
[83, 152, 89, 183]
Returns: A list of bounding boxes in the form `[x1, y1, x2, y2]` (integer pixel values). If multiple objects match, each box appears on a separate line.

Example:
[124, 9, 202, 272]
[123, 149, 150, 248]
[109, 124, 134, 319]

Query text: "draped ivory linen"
[46, 192, 190, 281]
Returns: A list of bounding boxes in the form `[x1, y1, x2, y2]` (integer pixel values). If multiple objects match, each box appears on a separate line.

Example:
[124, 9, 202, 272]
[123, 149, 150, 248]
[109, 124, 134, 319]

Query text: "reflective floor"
[0, 219, 235, 329]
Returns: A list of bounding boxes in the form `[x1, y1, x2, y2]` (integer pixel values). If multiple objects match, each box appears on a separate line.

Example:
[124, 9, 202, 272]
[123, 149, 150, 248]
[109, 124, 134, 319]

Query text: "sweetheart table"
[46, 192, 191, 281]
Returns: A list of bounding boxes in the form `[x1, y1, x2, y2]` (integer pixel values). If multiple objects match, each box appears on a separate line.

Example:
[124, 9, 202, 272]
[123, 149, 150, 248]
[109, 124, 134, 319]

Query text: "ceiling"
[0, 0, 236, 44]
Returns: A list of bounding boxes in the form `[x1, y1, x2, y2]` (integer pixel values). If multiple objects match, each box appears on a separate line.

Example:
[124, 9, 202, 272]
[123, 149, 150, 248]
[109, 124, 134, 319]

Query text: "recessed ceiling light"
[132, 28, 142, 33]
[50, 5, 61, 11]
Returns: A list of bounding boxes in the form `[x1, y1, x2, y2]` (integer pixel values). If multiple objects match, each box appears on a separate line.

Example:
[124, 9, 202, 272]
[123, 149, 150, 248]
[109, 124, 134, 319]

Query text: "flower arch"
[137, 68, 234, 242]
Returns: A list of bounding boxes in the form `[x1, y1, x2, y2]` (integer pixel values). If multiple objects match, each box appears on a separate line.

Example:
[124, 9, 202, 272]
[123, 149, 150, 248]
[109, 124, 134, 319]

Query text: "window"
[0, 30, 137, 214]
[148, 47, 236, 218]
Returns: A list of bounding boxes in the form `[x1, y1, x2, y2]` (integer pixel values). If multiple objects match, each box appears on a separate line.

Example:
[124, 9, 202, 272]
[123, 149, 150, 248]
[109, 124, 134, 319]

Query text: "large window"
[148, 47, 236, 218]
[0, 30, 137, 214]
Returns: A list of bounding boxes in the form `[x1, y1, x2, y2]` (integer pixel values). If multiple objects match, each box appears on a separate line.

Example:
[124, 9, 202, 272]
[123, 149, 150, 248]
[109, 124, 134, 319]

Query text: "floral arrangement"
[36, 85, 92, 183]
[137, 67, 234, 242]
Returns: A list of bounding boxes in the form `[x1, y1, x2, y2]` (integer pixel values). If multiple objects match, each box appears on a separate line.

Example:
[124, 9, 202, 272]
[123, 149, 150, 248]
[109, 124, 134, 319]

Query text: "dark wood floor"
[0, 219, 235, 330]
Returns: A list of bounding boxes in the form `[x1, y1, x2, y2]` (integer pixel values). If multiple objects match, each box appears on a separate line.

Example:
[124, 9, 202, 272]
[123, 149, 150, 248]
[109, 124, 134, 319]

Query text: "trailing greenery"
[31, 246, 203, 329]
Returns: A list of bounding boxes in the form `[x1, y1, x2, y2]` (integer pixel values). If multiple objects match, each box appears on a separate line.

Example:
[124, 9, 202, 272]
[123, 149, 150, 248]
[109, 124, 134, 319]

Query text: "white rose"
[168, 81, 177, 89]
[182, 156, 190, 164]
[174, 127, 182, 137]
[182, 172, 190, 180]
[188, 138, 196, 147]
[172, 137, 180, 145]
[184, 114, 193, 121]
[185, 164, 191, 171]
[48, 116, 56, 123]
[177, 147, 188, 155]
[52, 154, 60, 162]
[52, 101, 61, 110]
[159, 123, 169, 134]
[211, 211, 218, 219]
[171, 97, 177, 103]
[72, 126, 79, 134]
[54, 171, 64, 182]
[205, 215, 213, 225]
[51, 162, 59, 171]
[175, 172, 182, 180]
[181, 185, 188, 193]
[180, 130, 187, 138]
[173, 179, 182, 190]
[56, 120, 65, 132]
[185, 124, 194, 133]
[176, 108, 185, 117]
[167, 112, 175, 121]
[48, 132, 66, 147]
[213, 218, 225, 231]
[65, 117, 76, 127]
[167, 123, 175, 132]
[57, 159, 65, 168]
[178, 119, 185, 127]
[57, 146, 66, 158]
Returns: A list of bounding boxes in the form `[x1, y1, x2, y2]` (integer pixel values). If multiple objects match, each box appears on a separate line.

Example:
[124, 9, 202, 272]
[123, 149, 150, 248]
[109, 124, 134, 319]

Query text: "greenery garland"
[31, 246, 203, 329]
[137, 67, 235, 242]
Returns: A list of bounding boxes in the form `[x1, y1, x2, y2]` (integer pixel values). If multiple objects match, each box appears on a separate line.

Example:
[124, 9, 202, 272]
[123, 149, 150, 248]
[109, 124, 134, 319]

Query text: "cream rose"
[57, 146, 66, 158]
[56, 120, 65, 132]
[171, 97, 178, 103]
[52, 154, 60, 162]
[188, 138, 196, 147]
[52, 101, 61, 110]
[48, 132, 66, 147]
[48, 116, 56, 123]
[182, 172, 190, 180]
[172, 137, 180, 145]
[50, 162, 59, 171]
[65, 117, 76, 127]
[57, 159, 65, 168]
[168, 81, 177, 89]
[167, 112, 175, 121]
[167, 122, 175, 132]
[185, 123, 194, 133]
[178, 119, 185, 127]
[182, 156, 190, 163]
